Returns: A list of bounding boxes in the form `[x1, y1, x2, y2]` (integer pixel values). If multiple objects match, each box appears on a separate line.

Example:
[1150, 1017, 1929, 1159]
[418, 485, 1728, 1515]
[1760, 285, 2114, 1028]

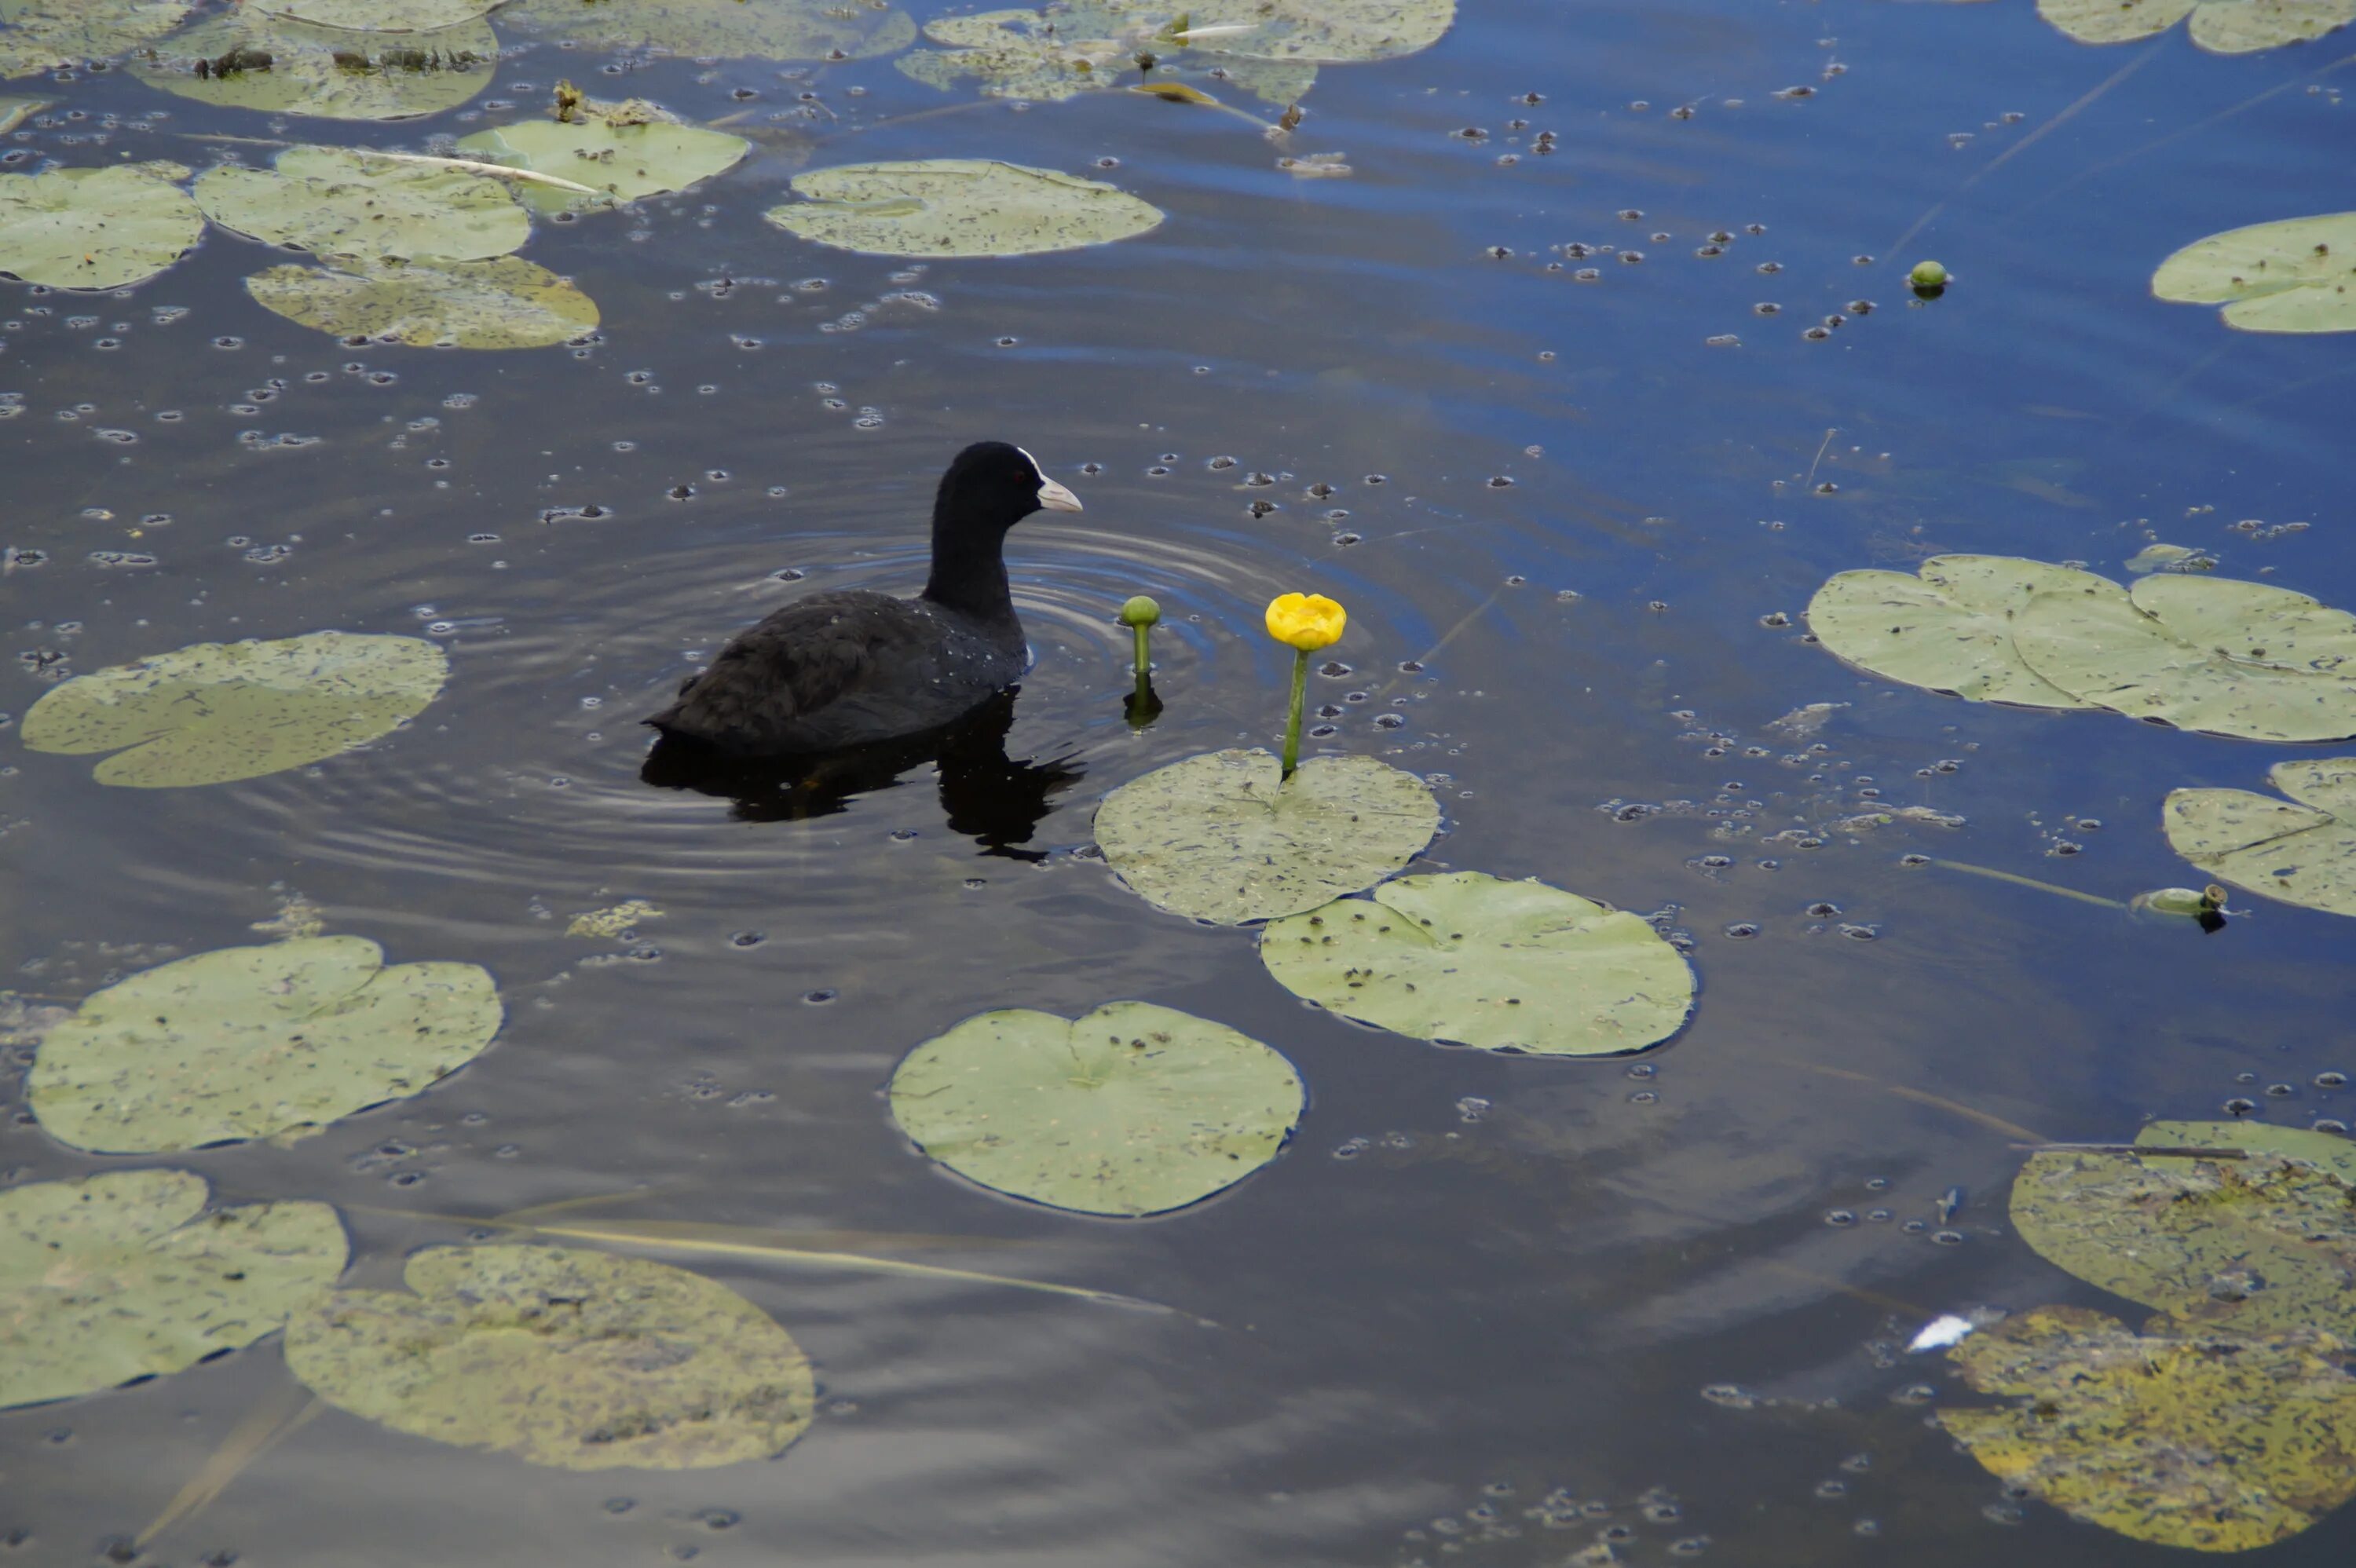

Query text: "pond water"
[5, 0, 2356, 1563]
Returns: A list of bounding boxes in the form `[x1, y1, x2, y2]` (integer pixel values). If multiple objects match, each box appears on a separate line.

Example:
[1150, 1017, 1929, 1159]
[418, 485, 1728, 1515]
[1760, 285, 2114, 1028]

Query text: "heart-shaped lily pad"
[0, 0, 193, 79]
[2165, 758, 2356, 916]
[251, 0, 503, 27]
[2039, 0, 2353, 53]
[2009, 1121, 2356, 1337]
[1, 1170, 346, 1411]
[27, 936, 503, 1153]
[284, 1244, 815, 1469]
[21, 630, 448, 787]
[766, 159, 1165, 258]
[1939, 1305, 2356, 1552]
[2153, 211, 2356, 334]
[136, 12, 496, 122]
[195, 146, 530, 264]
[1805, 555, 2109, 709]
[502, 0, 916, 60]
[889, 1000, 1304, 1216]
[1260, 871, 1696, 1056]
[0, 161, 203, 290]
[246, 255, 600, 348]
[1094, 749, 1440, 924]
[455, 114, 750, 210]
[2012, 572, 2356, 740]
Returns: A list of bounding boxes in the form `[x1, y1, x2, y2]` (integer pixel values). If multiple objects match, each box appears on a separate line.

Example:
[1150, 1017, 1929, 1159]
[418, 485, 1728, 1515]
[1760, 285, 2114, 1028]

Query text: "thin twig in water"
[1803, 426, 1836, 491]
[137, 1383, 320, 1549]
[1927, 857, 2124, 911]
[176, 134, 607, 196]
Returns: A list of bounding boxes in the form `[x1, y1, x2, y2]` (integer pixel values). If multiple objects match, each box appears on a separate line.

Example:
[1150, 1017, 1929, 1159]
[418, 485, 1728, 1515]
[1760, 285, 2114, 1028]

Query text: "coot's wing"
[645, 592, 907, 752]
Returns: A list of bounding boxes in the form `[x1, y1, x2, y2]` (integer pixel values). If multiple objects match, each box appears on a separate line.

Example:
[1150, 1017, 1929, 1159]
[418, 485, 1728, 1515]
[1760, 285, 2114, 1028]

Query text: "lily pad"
[27, 936, 502, 1153]
[2153, 211, 2356, 334]
[897, 5, 1317, 105]
[2038, 0, 2353, 53]
[21, 630, 448, 787]
[2009, 1122, 2356, 1337]
[195, 146, 531, 264]
[252, 0, 504, 28]
[1804, 555, 2109, 710]
[455, 115, 750, 210]
[1260, 871, 1696, 1056]
[2165, 758, 2356, 916]
[0, 0, 192, 79]
[135, 12, 496, 122]
[1162, 0, 1453, 62]
[2012, 572, 2356, 741]
[283, 1244, 815, 1469]
[766, 158, 1165, 258]
[1, 1171, 346, 1411]
[1939, 1306, 2356, 1552]
[0, 162, 203, 290]
[246, 255, 600, 348]
[1094, 749, 1439, 924]
[502, 0, 915, 60]
[888, 1000, 1304, 1216]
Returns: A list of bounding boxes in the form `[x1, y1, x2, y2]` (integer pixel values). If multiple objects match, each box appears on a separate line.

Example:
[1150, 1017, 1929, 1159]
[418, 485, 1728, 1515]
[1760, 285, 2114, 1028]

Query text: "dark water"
[5, 0, 2355, 1563]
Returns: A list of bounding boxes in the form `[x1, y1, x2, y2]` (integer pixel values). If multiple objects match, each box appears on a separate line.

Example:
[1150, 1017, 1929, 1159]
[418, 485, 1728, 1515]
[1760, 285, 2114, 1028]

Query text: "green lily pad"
[2009, 1122, 2356, 1337]
[1804, 555, 2109, 710]
[2012, 572, 2356, 741]
[2039, 0, 2353, 53]
[195, 146, 530, 263]
[284, 1244, 815, 1469]
[2165, 758, 2356, 916]
[1094, 749, 1439, 924]
[0, 0, 192, 78]
[1939, 1306, 2356, 1552]
[27, 936, 503, 1153]
[135, 12, 496, 122]
[21, 630, 448, 787]
[897, 5, 1317, 105]
[888, 1000, 1304, 1216]
[502, 0, 916, 60]
[2153, 211, 2356, 334]
[454, 115, 750, 211]
[1, 1171, 346, 1411]
[0, 162, 203, 290]
[252, 0, 503, 28]
[1259, 871, 1696, 1056]
[246, 255, 600, 348]
[1162, 0, 1453, 62]
[766, 158, 1165, 258]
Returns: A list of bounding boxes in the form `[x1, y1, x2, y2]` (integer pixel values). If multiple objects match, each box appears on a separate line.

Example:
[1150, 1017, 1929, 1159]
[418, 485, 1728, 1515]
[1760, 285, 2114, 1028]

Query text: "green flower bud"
[1121, 594, 1162, 628]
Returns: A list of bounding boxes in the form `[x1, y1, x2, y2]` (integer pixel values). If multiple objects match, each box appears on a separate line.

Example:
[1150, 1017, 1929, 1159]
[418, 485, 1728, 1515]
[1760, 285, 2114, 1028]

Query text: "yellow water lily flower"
[1265, 592, 1345, 652]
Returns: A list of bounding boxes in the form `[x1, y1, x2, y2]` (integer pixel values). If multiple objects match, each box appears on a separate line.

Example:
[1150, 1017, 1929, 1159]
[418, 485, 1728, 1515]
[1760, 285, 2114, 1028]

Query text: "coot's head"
[937, 440, 1083, 534]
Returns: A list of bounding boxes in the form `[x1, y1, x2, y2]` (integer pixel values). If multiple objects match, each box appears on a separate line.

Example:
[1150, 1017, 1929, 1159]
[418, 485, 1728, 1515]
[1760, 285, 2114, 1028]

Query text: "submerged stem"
[1280, 647, 1308, 777]
[1927, 857, 2124, 911]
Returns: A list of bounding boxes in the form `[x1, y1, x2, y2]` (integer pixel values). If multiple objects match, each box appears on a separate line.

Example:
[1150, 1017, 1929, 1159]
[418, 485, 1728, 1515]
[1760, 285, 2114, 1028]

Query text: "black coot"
[644, 440, 1082, 755]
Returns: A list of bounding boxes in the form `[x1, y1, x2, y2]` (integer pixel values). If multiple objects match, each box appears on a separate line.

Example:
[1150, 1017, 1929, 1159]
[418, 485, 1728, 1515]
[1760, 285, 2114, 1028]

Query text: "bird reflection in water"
[638, 687, 1081, 859]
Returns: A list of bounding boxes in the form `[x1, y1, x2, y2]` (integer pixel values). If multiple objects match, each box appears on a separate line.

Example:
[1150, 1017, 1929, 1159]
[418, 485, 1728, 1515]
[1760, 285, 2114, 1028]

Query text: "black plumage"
[644, 441, 1081, 755]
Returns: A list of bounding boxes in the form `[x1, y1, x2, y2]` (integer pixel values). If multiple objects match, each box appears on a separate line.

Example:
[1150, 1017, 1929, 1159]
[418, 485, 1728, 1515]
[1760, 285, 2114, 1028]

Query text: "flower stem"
[1281, 647, 1308, 778]
[1132, 622, 1152, 685]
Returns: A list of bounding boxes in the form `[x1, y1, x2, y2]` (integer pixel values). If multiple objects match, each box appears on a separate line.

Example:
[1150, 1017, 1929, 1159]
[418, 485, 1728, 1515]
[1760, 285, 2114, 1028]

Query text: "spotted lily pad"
[136, 12, 496, 122]
[889, 1001, 1304, 1216]
[195, 146, 530, 263]
[27, 937, 503, 1153]
[2153, 211, 2356, 334]
[21, 630, 448, 787]
[2038, 0, 2353, 53]
[2012, 572, 2356, 741]
[1805, 555, 2109, 710]
[246, 255, 600, 348]
[0, 0, 192, 78]
[252, 0, 504, 27]
[284, 1244, 815, 1469]
[503, 0, 915, 60]
[1260, 871, 1696, 1056]
[1938, 1306, 2356, 1551]
[2165, 758, 2356, 915]
[897, 5, 1317, 105]
[2009, 1122, 2356, 1337]
[766, 158, 1165, 258]
[1094, 749, 1438, 924]
[1160, 0, 1454, 62]
[0, 162, 203, 290]
[0, 1171, 346, 1411]
[455, 115, 750, 210]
